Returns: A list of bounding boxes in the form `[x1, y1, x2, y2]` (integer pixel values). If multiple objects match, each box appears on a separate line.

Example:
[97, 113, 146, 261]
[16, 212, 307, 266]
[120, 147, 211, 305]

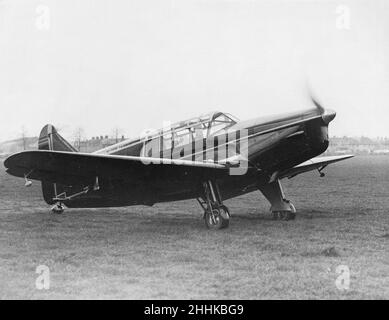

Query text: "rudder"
[38, 124, 77, 205]
[38, 124, 77, 152]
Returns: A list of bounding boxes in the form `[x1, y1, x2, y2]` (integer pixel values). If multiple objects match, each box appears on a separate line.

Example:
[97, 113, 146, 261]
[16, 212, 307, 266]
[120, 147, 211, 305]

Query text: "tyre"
[272, 210, 295, 220]
[286, 211, 296, 220]
[51, 203, 64, 214]
[204, 206, 230, 229]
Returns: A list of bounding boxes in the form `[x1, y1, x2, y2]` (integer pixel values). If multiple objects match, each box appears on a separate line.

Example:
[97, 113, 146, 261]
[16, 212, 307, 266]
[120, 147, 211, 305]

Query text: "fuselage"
[73, 107, 334, 206]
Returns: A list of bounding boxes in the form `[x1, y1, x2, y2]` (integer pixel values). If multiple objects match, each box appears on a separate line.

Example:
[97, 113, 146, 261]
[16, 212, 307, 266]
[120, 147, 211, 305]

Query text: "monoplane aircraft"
[4, 98, 352, 229]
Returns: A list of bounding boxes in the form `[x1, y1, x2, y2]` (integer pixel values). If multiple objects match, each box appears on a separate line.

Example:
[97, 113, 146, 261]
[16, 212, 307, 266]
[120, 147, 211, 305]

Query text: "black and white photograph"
[0, 0, 388, 302]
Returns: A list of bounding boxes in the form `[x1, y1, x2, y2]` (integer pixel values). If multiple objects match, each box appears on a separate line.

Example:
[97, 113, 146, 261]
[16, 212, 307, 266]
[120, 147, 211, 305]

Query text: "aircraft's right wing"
[3, 150, 232, 187]
[279, 155, 354, 179]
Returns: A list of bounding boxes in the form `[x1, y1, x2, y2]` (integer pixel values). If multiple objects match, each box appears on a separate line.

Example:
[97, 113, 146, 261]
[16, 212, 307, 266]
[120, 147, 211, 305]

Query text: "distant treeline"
[1, 135, 389, 157]
[326, 137, 389, 155]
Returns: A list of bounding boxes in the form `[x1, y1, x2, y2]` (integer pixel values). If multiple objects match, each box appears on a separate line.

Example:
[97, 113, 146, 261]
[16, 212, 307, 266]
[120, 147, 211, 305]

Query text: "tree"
[111, 127, 124, 143]
[21, 126, 28, 151]
[73, 127, 85, 151]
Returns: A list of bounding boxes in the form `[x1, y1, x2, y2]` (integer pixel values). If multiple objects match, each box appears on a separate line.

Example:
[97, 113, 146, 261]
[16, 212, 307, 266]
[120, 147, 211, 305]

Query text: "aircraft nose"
[322, 109, 336, 124]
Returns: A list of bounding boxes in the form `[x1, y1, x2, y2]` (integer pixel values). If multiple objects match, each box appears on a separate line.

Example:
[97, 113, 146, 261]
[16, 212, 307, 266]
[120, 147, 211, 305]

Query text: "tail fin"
[38, 124, 76, 205]
[38, 124, 77, 152]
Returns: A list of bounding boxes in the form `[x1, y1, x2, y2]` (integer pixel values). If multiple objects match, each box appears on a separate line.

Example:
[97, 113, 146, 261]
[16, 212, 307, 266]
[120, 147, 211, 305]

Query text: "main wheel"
[286, 211, 296, 220]
[286, 202, 296, 220]
[204, 206, 230, 229]
[272, 201, 296, 220]
[272, 210, 295, 220]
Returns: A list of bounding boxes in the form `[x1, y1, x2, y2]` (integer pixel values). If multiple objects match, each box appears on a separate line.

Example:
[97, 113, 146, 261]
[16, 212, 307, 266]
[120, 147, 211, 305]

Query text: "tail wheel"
[51, 203, 64, 214]
[204, 206, 230, 230]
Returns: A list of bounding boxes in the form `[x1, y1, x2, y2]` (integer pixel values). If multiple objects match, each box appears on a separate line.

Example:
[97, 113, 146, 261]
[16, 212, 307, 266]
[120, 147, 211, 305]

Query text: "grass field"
[0, 155, 388, 299]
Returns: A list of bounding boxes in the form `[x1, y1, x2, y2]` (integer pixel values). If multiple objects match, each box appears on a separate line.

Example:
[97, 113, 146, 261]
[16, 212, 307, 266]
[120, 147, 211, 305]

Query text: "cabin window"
[162, 132, 172, 150]
[173, 128, 192, 148]
[208, 114, 236, 136]
[140, 112, 238, 158]
[144, 137, 160, 157]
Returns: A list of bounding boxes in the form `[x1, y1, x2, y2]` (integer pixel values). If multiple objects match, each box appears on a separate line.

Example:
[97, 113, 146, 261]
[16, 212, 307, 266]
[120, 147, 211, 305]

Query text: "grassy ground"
[0, 156, 388, 299]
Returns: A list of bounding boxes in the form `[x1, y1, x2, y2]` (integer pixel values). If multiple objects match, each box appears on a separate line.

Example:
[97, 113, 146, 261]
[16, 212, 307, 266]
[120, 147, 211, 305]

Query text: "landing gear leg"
[259, 179, 296, 221]
[51, 202, 65, 214]
[198, 180, 230, 229]
[49, 185, 90, 214]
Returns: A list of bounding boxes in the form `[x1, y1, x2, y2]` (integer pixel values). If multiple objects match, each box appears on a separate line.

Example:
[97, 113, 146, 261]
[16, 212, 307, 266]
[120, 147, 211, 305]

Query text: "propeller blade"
[310, 95, 325, 114]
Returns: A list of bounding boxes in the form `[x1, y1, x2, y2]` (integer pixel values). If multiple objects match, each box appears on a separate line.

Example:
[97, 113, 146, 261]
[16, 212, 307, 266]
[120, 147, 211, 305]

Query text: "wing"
[4, 150, 232, 187]
[279, 155, 354, 179]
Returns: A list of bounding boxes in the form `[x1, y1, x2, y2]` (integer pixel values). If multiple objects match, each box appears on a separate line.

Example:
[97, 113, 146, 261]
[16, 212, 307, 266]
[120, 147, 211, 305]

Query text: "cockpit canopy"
[151, 111, 238, 138]
[206, 112, 239, 136]
[139, 112, 238, 156]
[95, 111, 239, 157]
[145, 111, 238, 147]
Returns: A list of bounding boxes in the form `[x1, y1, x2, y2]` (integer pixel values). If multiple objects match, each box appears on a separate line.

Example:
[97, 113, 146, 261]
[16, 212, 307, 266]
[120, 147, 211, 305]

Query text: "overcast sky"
[0, 0, 388, 141]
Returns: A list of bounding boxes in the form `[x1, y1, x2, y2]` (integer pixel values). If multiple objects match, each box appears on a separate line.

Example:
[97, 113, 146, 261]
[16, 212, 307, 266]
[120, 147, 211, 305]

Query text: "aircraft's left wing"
[279, 155, 354, 179]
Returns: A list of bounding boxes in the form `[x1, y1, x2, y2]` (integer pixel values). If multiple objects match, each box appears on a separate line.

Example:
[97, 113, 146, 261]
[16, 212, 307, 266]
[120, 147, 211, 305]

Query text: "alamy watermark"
[35, 265, 50, 290]
[335, 264, 350, 291]
[35, 4, 51, 31]
[139, 123, 249, 175]
[335, 4, 351, 30]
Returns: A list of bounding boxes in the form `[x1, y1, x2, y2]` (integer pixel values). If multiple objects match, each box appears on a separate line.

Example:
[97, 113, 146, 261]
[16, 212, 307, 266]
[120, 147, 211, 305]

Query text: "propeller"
[309, 94, 336, 124]
[305, 81, 325, 114]
[310, 95, 325, 114]
[306, 83, 336, 124]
